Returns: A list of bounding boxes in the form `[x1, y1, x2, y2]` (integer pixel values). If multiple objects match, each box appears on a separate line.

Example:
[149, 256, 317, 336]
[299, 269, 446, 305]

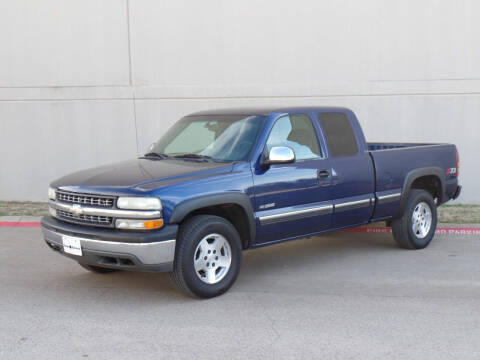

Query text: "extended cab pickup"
[42, 107, 461, 298]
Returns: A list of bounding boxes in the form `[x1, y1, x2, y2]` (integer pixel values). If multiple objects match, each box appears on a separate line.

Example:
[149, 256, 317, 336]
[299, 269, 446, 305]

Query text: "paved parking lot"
[0, 227, 479, 360]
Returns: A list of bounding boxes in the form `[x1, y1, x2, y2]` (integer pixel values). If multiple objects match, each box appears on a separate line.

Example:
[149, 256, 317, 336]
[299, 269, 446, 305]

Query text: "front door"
[252, 113, 332, 245]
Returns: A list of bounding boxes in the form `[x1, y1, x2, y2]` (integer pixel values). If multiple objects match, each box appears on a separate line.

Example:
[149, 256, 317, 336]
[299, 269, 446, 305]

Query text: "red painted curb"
[0, 221, 479, 235]
[0, 222, 41, 227]
[344, 226, 480, 236]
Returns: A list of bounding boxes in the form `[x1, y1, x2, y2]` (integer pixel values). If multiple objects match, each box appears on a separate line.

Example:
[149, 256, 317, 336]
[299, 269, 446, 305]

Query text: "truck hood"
[51, 158, 234, 192]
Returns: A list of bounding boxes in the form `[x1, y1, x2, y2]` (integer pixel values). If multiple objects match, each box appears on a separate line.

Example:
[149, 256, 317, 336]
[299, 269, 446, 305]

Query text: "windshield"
[150, 115, 265, 162]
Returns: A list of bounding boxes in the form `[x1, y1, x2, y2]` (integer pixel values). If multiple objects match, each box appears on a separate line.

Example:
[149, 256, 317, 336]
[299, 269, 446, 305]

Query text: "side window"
[266, 114, 321, 160]
[319, 113, 358, 157]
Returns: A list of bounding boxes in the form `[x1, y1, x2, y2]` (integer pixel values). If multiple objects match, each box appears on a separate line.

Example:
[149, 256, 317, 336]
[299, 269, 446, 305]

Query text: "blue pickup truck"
[42, 107, 461, 298]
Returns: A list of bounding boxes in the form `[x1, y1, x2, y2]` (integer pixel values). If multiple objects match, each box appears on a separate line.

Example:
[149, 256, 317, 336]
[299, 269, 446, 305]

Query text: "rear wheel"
[78, 263, 120, 273]
[392, 189, 437, 249]
[170, 215, 242, 298]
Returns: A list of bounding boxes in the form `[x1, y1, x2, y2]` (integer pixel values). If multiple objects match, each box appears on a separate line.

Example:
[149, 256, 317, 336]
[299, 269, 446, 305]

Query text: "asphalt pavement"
[0, 227, 479, 360]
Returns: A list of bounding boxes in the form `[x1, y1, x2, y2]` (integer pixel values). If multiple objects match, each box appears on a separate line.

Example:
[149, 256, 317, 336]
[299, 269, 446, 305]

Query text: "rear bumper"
[452, 185, 462, 200]
[41, 216, 177, 272]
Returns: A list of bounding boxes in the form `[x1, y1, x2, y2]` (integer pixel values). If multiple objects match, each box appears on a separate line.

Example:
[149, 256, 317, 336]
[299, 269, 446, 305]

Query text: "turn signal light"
[144, 219, 164, 229]
[115, 218, 164, 230]
[456, 149, 460, 177]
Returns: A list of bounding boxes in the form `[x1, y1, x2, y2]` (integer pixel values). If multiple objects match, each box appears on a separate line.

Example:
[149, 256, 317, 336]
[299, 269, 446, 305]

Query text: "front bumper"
[41, 216, 177, 272]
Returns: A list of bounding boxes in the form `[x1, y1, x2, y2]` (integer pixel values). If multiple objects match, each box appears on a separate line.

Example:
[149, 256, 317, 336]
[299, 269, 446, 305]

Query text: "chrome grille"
[57, 209, 113, 226]
[56, 191, 114, 207]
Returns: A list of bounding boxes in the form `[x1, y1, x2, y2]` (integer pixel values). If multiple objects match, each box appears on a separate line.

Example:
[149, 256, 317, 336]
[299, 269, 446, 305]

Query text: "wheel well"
[182, 203, 251, 249]
[410, 175, 442, 202]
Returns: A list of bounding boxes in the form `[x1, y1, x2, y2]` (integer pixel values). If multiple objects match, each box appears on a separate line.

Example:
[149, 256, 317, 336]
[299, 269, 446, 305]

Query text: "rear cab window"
[318, 113, 359, 157]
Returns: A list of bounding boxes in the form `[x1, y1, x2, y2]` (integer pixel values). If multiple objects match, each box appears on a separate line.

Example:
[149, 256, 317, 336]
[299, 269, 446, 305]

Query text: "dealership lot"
[0, 227, 479, 360]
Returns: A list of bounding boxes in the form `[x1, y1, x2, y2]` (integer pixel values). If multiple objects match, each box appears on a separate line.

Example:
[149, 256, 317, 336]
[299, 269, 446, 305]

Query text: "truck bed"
[367, 142, 436, 151]
[367, 142, 458, 221]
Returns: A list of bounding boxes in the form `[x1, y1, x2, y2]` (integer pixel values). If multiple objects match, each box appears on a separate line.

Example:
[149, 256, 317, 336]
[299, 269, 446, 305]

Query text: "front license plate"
[62, 235, 83, 256]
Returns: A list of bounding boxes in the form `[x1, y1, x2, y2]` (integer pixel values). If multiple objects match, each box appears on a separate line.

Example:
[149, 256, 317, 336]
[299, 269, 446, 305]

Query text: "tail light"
[456, 149, 460, 177]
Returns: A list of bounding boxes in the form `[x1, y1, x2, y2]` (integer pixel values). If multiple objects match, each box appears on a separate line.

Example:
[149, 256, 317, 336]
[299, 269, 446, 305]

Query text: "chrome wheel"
[411, 201, 432, 239]
[193, 233, 232, 284]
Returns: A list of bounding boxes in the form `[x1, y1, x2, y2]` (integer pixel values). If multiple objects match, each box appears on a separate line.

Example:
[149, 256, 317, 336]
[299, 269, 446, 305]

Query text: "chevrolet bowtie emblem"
[71, 204, 83, 217]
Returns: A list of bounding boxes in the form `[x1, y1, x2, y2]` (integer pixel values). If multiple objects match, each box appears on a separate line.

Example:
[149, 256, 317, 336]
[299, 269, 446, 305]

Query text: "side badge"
[259, 203, 275, 210]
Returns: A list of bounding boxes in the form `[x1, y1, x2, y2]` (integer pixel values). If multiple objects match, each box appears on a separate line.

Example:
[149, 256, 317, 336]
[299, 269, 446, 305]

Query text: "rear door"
[252, 112, 332, 244]
[315, 111, 375, 228]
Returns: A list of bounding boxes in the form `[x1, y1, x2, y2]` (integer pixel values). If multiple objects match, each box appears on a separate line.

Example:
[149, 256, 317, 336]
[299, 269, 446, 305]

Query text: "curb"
[1, 221, 479, 235]
[344, 226, 480, 236]
[0, 222, 42, 227]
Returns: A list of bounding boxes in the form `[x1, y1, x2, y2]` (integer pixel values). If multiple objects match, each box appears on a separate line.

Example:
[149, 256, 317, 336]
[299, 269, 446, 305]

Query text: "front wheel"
[391, 189, 437, 249]
[170, 215, 242, 298]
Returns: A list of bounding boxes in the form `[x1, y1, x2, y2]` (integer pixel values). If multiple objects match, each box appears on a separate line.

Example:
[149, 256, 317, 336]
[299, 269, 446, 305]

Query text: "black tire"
[391, 189, 437, 249]
[170, 215, 242, 298]
[78, 263, 120, 273]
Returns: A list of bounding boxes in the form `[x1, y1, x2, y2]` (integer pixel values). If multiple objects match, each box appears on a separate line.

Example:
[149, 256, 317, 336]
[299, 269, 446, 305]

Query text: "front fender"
[169, 192, 256, 246]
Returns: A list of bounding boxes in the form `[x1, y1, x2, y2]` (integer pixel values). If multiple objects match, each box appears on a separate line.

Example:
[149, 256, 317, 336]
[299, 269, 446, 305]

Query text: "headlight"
[117, 197, 162, 210]
[48, 187, 56, 200]
[115, 218, 164, 230]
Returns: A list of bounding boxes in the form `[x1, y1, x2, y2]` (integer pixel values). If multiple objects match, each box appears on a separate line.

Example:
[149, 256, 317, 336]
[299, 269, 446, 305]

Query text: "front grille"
[56, 191, 115, 207]
[57, 209, 113, 227]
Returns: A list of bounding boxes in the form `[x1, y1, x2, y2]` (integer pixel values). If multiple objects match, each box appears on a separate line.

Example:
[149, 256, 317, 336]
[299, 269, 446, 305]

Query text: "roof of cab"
[186, 106, 351, 116]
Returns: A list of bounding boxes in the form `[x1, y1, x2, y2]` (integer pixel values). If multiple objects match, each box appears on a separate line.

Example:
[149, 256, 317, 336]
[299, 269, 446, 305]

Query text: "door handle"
[317, 169, 330, 179]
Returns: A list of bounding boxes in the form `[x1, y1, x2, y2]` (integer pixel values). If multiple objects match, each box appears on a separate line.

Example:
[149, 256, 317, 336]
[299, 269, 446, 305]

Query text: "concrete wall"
[0, 0, 478, 202]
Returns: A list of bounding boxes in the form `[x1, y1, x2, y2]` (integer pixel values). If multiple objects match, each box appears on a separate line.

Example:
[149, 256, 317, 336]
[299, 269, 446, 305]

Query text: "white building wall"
[0, 0, 478, 202]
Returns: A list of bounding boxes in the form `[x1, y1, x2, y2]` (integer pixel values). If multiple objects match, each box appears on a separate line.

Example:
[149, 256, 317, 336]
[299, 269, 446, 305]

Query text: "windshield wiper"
[142, 152, 170, 160]
[172, 153, 215, 162]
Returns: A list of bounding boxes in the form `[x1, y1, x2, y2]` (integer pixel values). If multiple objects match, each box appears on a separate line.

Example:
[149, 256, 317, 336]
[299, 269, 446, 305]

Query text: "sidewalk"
[2, 202, 479, 224]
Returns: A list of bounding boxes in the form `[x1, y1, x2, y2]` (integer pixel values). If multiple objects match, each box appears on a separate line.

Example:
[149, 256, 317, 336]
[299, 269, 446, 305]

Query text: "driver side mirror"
[261, 146, 295, 167]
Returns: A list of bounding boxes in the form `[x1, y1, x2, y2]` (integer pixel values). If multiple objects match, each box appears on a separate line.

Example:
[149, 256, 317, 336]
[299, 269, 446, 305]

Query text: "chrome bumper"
[42, 225, 176, 271]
